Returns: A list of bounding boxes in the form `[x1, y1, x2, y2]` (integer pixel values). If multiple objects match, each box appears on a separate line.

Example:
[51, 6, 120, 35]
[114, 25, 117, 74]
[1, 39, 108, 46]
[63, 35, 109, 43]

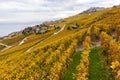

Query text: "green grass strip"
[88, 47, 107, 80]
[61, 51, 82, 80]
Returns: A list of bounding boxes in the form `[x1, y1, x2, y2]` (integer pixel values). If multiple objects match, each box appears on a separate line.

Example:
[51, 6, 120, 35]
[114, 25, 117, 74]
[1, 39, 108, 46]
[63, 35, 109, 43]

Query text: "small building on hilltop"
[72, 25, 79, 29]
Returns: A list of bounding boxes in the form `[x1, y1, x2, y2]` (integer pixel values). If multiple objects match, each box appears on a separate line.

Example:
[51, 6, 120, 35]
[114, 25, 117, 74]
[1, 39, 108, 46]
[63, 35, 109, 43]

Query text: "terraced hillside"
[0, 6, 120, 80]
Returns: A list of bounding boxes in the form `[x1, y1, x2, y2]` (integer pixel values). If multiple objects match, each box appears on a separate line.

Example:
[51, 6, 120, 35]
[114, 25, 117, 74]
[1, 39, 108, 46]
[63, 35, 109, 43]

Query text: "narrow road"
[26, 24, 66, 52]
[0, 43, 12, 52]
[0, 43, 9, 47]
[54, 25, 66, 34]
[19, 38, 27, 45]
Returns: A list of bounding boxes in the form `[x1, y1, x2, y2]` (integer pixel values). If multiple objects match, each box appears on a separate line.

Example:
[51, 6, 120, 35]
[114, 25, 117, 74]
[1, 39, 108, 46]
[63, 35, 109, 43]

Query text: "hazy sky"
[0, 0, 120, 37]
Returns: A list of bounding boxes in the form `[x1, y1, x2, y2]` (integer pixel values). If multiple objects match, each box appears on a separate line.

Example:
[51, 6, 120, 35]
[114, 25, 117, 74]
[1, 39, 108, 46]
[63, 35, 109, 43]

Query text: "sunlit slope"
[0, 6, 120, 80]
[31, 7, 120, 51]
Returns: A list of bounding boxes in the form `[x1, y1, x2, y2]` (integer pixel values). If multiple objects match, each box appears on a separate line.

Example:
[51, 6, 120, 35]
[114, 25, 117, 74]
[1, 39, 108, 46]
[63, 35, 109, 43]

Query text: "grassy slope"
[61, 51, 82, 80]
[88, 47, 107, 80]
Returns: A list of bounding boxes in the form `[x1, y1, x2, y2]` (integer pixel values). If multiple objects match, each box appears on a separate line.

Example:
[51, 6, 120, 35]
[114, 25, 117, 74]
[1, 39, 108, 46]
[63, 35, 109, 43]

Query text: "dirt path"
[0, 43, 12, 52]
[19, 38, 27, 45]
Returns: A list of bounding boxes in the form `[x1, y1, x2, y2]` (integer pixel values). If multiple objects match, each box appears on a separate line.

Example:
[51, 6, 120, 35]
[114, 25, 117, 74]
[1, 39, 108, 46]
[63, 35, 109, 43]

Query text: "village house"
[49, 25, 55, 28]
[40, 30, 47, 34]
[72, 25, 79, 29]
[35, 28, 40, 33]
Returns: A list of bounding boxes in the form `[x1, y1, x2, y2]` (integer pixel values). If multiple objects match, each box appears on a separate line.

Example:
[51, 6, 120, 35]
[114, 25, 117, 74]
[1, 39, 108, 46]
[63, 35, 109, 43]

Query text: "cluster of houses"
[71, 25, 79, 29]
[2, 22, 80, 39]
[2, 23, 57, 39]
[22, 24, 55, 35]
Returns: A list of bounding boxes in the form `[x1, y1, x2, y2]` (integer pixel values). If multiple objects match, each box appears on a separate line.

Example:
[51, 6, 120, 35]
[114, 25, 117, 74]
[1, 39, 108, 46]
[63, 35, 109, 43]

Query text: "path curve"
[0, 43, 12, 52]
[19, 38, 27, 45]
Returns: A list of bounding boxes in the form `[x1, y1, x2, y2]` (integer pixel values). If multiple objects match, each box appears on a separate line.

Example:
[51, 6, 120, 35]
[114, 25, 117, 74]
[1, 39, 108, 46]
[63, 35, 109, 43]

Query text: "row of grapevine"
[100, 31, 120, 80]
[73, 36, 91, 80]
[48, 39, 78, 80]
